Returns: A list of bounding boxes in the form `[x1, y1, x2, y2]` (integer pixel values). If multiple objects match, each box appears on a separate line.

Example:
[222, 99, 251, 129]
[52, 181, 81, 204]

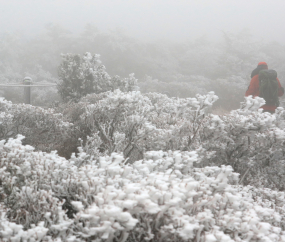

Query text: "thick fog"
[1, 0, 285, 111]
[1, 0, 285, 42]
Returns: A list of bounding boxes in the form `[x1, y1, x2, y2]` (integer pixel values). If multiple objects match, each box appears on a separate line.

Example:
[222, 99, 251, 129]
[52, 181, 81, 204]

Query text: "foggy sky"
[1, 0, 285, 42]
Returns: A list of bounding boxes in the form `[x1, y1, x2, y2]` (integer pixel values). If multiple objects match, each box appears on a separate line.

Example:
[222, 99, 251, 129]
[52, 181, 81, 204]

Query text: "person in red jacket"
[245, 62, 284, 113]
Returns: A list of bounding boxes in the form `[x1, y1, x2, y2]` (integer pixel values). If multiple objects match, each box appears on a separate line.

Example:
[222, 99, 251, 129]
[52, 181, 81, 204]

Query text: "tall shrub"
[57, 52, 138, 102]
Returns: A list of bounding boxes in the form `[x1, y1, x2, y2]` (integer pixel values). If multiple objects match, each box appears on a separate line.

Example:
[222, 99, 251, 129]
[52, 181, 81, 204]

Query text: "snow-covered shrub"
[145, 91, 218, 151]
[0, 209, 49, 242]
[1, 137, 285, 241]
[5, 188, 72, 231]
[0, 97, 78, 158]
[80, 90, 153, 162]
[0, 136, 75, 240]
[72, 90, 217, 163]
[198, 96, 285, 189]
[57, 52, 138, 102]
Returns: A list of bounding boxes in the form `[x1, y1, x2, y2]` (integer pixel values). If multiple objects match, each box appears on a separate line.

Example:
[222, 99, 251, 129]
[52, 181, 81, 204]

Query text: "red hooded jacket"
[245, 74, 284, 112]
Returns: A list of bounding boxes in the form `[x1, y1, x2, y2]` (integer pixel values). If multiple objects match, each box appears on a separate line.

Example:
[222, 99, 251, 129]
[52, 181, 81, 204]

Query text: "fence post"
[23, 77, 32, 104]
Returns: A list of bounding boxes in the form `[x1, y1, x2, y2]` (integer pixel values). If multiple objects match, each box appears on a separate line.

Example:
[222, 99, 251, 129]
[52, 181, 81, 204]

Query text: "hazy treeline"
[1, 24, 285, 110]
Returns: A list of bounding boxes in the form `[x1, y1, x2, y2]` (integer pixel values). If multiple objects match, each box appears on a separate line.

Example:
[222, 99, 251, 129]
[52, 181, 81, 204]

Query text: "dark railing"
[0, 77, 57, 105]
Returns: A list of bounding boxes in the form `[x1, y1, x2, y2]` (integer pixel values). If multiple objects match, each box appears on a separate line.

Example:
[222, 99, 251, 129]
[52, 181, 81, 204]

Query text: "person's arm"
[245, 76, 259, 97]
[277, 78, 284, 97]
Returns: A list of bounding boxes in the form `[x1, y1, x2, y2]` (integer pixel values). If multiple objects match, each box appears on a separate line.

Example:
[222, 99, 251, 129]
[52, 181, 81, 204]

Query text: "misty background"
[1, 0, 285, 111]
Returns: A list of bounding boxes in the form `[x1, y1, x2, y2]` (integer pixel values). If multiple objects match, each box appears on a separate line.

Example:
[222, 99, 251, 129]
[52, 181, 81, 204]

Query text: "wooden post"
[23, 77, 32, 104]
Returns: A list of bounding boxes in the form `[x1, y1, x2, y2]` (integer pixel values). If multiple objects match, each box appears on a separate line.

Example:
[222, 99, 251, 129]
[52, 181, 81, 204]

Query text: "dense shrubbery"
[2, 88, 285, 241]
[54, 90, 217, 163]
[1, 135, 285, 241]
[0, 98, 78, 158]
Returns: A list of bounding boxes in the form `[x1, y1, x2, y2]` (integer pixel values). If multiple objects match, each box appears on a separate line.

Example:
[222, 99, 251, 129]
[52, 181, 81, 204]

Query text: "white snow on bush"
[1, 134, 285, 241]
